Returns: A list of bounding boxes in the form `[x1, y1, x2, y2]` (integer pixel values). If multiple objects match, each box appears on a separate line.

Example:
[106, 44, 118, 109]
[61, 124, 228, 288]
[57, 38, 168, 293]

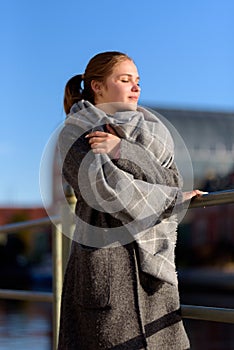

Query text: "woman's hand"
[183, 189, 208, 202]
[85, 124, 121, 159]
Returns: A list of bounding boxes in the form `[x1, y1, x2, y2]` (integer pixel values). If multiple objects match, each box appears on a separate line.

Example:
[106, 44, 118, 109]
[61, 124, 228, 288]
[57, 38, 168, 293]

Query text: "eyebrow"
[118, 74, 140, 81]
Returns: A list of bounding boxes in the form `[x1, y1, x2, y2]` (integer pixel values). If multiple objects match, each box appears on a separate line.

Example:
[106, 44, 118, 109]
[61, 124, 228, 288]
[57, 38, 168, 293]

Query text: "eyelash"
[121, 79, 140, 86]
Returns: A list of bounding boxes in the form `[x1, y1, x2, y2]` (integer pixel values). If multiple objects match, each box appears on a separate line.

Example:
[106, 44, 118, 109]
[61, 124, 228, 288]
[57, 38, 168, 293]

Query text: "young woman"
[58, 51, 202, 349]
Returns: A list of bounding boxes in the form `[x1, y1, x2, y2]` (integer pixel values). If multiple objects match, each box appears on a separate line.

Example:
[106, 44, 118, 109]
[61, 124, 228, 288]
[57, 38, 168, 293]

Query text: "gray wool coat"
[57, 108, 190, 350]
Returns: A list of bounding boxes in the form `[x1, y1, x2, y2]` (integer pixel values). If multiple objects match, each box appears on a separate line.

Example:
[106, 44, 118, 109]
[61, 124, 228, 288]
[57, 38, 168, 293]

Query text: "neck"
[95, 102, 137, 115]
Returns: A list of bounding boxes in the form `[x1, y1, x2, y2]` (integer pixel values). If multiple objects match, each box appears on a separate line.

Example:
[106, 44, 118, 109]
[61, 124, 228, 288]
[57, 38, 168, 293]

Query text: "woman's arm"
[85, 126, 205, 201]
[86, 125, 182, 187]
[59, 124, 182, 234]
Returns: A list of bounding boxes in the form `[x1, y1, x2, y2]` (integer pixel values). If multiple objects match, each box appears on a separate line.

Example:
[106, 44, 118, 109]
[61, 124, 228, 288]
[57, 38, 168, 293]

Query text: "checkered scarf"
[64, 101, 184, 285]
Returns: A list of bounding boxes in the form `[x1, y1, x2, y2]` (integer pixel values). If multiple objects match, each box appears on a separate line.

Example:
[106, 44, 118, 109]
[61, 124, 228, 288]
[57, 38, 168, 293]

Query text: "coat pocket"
[74, 244, 111, 309]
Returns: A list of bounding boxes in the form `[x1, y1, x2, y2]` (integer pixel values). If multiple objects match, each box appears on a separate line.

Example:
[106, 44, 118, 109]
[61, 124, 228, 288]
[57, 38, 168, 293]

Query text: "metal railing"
[189, 189, 234, 208]
[0, 189, 234, 349]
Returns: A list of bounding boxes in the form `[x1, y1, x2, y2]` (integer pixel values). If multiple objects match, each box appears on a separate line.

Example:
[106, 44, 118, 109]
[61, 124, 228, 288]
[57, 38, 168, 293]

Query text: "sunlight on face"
[95, 59, 141, 113]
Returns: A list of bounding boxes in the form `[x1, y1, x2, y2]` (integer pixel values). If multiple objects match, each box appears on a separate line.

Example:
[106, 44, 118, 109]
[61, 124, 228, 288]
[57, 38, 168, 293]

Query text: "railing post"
[52, 222, 63, 350]
[52, 184, 76, 350]
[61, 185, 76, 277]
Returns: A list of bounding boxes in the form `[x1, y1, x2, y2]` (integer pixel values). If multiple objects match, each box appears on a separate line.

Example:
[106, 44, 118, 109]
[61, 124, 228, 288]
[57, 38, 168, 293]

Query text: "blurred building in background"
[154, 107, 234, 189]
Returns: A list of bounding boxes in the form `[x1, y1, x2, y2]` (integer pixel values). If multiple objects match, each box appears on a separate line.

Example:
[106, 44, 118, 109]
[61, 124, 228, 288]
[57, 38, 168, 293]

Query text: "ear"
[91, 80, 104, 95]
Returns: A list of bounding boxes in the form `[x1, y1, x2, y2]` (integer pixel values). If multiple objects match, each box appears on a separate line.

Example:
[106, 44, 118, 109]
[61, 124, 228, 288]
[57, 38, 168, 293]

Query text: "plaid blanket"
[63, 101, 184, 285]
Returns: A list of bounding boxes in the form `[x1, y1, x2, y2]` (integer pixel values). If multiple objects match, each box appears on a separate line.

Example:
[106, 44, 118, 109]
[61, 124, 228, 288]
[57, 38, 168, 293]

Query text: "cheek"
[115, 85, 129, 97]
[108, 86, 124, 100]
[105, 82, 129, 101]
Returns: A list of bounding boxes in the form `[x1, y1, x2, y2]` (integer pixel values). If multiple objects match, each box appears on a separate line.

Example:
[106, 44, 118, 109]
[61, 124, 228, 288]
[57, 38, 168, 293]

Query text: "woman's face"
[93, 59, 141, 107]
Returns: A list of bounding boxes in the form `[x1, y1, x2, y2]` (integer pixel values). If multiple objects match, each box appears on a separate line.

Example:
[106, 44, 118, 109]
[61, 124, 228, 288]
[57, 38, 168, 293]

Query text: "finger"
[85, 131, 108, 138]
[194, 190, 208, 196]
[92, 148, 106, 154]
[89, 137, 107, 145]
[90, 141, 108, 148]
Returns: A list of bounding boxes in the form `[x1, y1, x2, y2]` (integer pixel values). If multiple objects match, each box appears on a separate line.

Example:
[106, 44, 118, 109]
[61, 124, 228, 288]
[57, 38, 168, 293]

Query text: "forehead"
[111, 59, 139, 76]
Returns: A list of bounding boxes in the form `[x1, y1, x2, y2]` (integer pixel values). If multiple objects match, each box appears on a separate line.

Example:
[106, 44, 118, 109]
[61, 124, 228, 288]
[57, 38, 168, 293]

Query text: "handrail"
[189, 189, 234, 208]
[0, 289, 53, 302]
[181, 304, 234, 324]
[0, 215, 60, 233]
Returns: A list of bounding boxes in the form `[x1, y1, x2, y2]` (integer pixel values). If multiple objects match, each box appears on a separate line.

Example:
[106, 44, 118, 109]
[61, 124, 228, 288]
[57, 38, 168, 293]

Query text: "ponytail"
[63, 74, 84, 114]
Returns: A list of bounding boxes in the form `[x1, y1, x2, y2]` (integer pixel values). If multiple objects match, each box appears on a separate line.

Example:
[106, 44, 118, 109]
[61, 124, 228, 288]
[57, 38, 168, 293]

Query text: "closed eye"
[118, 74, 140, 86]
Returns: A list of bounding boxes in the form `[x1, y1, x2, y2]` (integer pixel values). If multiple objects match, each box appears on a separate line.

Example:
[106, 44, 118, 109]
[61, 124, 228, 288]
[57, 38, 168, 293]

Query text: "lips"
[129, 96, 139, 101]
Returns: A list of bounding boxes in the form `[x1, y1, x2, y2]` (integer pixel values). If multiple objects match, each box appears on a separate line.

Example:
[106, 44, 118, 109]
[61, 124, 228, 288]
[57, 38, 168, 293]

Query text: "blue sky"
[0, 0, 234, 206]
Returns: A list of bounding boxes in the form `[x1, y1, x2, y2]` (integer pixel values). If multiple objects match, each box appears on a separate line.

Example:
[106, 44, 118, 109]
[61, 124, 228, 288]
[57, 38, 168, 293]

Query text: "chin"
[123, 101, 138, 111]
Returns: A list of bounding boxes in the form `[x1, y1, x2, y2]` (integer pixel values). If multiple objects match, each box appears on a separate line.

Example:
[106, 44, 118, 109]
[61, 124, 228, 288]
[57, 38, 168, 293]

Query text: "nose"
[132, 83, 140, 92]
